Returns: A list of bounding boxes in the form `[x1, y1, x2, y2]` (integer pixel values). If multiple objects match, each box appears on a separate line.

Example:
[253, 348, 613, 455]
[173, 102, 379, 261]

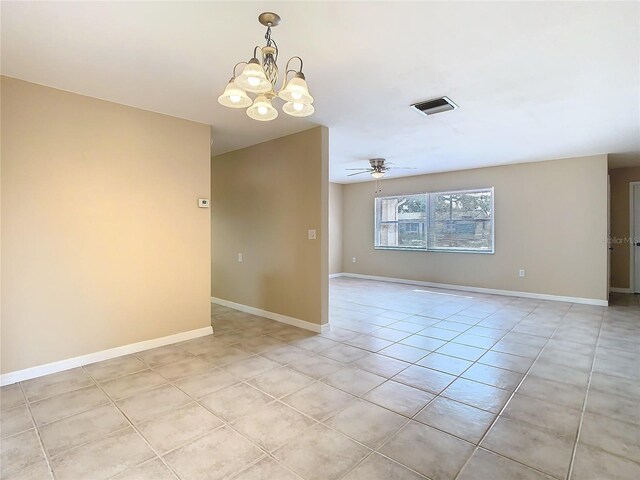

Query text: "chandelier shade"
[217, 80, 252, 108]
[282, 101, 314, 117]
[218, 12, 313, 121]
[246, 95, 278, 121]
[278, 74, 313, 104]
[234, 59, 272, 93]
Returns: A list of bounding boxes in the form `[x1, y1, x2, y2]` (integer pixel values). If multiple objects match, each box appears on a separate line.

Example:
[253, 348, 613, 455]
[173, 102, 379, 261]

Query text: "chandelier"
[217, 12, 314, 121]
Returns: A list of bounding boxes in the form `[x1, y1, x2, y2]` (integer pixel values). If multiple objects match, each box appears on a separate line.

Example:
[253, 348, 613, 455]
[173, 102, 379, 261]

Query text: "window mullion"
[424, 192, 430, 251]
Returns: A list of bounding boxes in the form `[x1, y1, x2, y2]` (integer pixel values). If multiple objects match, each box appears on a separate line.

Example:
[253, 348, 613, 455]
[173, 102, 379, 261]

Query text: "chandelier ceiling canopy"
[218, 12, 314, 121]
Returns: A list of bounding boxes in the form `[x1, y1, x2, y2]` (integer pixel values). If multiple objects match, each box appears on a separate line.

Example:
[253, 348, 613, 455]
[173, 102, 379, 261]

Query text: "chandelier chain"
[262, 24, 279, 88]
[265, 26, 272, 45]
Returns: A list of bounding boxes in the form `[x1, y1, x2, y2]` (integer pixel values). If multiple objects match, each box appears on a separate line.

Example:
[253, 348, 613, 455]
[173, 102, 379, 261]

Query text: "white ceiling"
[2, 1, 639, 183]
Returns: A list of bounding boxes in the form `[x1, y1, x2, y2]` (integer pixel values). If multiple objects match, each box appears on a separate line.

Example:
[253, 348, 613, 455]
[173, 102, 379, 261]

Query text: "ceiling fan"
[346, 158, 416, 178]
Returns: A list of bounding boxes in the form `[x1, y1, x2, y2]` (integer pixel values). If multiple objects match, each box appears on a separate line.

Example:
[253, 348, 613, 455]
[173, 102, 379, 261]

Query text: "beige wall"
[342, 155, 609, 301]
[1, 77, 211, 373]
[329, 183, 343, 275]
[211, 127, 329, 325]
[609, 166, 640, 289]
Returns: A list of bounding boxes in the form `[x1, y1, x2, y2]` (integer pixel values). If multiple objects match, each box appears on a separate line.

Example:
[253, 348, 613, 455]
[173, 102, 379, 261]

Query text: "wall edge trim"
[0, 326, 213, 386]
[211, 297, 330, 334]
[332, 273, 609, 306]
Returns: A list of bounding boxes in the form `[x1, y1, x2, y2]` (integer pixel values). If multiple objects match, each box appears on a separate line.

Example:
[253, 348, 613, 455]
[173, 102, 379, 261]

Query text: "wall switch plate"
[352, 257, 357, 263]
[308, 229, 316, 240]
[198, 198, 209, 208]
[519, 269, 525, 277]
[238, 253, 243, 263]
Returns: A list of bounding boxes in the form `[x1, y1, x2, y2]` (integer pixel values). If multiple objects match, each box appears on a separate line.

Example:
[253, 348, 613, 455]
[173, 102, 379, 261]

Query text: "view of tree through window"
[374, 188, 493, 253]
[375, 194, 427, 249]
[429, 190, 493, 251]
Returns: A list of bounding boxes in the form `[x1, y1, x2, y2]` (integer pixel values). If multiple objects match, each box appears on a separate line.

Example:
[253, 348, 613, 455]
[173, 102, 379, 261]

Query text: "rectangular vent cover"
[411, 96, 458, 116]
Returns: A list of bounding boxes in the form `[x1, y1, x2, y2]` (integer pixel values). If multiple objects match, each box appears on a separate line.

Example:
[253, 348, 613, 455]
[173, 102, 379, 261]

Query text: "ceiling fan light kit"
[346, 158, 416, 179]
[217, 12, 314, 121]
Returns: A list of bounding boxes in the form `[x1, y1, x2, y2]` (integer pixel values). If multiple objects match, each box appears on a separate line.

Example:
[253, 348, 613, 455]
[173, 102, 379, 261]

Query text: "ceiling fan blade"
[345, 168, 371, 171]
[388, 167, 417, 170]
[347, 171, 370, 177]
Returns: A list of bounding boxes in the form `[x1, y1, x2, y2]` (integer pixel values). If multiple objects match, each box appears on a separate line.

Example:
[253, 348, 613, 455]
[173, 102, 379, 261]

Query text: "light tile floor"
[1, 278, 639, 480]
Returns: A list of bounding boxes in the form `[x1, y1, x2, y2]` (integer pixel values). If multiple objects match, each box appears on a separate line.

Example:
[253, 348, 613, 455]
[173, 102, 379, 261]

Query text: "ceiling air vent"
[411, 96, 459, 116]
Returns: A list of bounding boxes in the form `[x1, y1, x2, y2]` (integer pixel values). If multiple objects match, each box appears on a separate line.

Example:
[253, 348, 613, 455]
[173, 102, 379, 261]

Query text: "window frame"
[374, 193, 428, 251]
[374, 187, 495, 254]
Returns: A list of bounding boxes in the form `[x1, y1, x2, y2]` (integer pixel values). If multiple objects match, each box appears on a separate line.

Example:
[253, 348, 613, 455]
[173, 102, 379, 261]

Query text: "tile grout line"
[20, 395, 111, 432]
[338, 292, 632, 475]
[178, 299, 584, 480]
[564, 310, 605, 480]
[122, 348, 286, 465]
[330, 300, 545, 365]
[14, 378, 99, 406]
[8, 291, 617, 480]
[335, 429, 422, 480]
[334, 286, 625, 477]
[199, 340, 434, 480]
[335, 298, 561, 479]
[208, 379, 377, 480]
[92, 348, 316, 476]
[334, 294, 540, 479]
[451, 304, 571, 480]
[90, 343, 370, 480]
[228, 454, 306, 480]
[382, 314, 535, 416]
[339, 310, 555, 408]
[81, 367, 183, 480]
[333, 400, 421, 479]
[331, 294, 517, 321]
[17, 382, 57, 480]
[18, 373, 122, 478]
[309, 336, 435, 479]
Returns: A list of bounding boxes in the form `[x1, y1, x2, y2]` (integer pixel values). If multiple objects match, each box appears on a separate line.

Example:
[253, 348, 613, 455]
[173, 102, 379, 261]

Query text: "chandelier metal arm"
[232, 61, 247, 78]
[284, 56, 304, 74]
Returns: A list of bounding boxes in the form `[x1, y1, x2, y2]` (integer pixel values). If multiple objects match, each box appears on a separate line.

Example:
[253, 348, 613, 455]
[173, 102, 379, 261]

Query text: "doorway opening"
[631, 182, 640, 294]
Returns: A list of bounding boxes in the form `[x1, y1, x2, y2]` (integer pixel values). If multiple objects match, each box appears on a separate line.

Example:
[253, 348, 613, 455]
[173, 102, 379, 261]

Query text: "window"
[374, 188, 494, 253]
[429, 189, 493, 252]
[375, 194, 427, 249]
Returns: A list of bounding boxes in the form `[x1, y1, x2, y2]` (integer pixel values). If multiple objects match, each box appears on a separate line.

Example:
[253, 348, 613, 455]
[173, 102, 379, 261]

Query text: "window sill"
[374, 246, 495, 255]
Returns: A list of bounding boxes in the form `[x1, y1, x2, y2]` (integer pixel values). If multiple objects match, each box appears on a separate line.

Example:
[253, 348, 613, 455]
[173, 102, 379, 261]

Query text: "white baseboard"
[610, 287, 632, 294]
[328, 273, 343, 279]
[211, 297, 330, 334]
[0, 326, 213, 387]
[334, 273, 608, 307]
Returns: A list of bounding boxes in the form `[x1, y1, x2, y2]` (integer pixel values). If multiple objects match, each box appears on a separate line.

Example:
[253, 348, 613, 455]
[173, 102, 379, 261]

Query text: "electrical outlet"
[238, 253, 243, 263]
[198, 198, 209, 208]
[352, 257, 357, 263]
[519, 269, 525, 277]
[308, 229, 316, 240]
